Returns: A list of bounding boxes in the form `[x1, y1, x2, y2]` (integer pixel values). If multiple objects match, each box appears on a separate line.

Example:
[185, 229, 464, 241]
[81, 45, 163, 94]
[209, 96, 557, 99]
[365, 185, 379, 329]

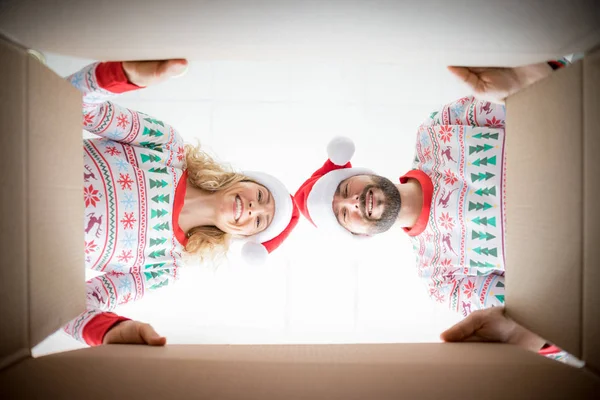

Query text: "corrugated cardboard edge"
[583, 46, 600, 374]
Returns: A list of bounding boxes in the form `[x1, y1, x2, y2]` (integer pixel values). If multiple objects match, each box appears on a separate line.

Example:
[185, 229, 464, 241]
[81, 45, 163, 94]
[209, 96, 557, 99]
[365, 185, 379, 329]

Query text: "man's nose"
[340, 196, 360, 209]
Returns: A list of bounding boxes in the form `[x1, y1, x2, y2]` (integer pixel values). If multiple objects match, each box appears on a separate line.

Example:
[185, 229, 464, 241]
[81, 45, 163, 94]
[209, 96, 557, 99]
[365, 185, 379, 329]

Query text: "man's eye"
[344, 183, 349, 197]
[258, 190, 263, 202]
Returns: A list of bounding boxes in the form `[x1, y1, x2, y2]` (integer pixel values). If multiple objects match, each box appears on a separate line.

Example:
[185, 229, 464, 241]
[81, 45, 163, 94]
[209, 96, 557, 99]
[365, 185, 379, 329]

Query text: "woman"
[65, 59, 299, 346]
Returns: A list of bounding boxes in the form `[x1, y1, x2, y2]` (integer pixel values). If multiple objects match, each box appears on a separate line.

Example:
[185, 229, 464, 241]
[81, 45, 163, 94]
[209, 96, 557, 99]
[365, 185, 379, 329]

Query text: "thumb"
[447, 66, 483, 92]
[139, 323, 167, 346]
[440, 312, 480, 342]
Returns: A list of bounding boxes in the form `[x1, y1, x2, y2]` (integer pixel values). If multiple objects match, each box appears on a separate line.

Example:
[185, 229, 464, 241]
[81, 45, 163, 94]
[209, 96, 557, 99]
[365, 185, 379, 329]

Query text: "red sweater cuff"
[538, 344, 562, 355]
[95, 62, 141, 93]
[82, 312, 131, 346]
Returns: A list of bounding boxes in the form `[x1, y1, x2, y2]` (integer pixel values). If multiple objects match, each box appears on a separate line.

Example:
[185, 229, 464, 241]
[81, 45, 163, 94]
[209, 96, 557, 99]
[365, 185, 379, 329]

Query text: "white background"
[33, 52, 473, 356]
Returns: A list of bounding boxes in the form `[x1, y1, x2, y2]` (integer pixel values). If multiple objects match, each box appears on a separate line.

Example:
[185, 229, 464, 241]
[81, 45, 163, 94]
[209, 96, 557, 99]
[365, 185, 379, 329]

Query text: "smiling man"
[295, 59, 569, 316]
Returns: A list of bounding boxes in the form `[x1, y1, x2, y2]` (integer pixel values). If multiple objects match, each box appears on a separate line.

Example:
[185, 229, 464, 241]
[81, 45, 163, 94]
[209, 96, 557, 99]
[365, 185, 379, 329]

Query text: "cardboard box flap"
[0, 0, 599, 65]
[1, 343, 599, 399]
[0, 35, 85, 370]
[505, 47, 600, 371]
[582, 46, 600, 374]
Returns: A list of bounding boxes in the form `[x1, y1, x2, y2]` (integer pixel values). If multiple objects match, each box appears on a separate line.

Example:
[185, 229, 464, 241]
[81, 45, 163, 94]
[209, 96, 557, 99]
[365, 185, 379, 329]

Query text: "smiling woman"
[61, 59, 300, 347]
[175, 145, 276, 260]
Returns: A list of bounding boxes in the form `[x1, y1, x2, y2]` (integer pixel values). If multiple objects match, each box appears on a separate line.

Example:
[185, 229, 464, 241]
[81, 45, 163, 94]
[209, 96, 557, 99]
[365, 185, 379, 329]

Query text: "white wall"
[34, 52, 471, 356]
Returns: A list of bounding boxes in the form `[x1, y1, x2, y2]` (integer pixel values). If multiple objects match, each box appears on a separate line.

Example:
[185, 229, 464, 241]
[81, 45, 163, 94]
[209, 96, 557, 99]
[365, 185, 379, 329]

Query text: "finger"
[161, 59, 189, 78]
[447, 66, 479, 85]
[140, 323, 167, 346]
[447, 66, 492, 95]
[440, 312, 482, 342]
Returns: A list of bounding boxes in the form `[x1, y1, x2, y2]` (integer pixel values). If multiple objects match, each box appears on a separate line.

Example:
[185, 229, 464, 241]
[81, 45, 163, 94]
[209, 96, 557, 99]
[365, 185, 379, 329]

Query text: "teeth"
[235, 196, 242, 221]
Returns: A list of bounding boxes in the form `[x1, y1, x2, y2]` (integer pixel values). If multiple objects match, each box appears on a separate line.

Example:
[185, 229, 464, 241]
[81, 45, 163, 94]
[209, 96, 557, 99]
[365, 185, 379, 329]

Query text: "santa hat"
[294, 137, 373, 236]
[239, 171, 300, 265]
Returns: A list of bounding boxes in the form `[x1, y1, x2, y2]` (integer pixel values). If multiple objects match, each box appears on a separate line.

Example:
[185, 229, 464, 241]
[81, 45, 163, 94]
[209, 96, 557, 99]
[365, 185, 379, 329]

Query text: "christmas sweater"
[62, 62, 190, 345]
[406, 96, 507, 317]
[408, 94, 577, 365]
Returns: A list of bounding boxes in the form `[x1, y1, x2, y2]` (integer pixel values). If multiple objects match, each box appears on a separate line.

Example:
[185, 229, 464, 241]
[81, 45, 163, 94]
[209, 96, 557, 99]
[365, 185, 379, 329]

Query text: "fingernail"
[171, 63, 188, 78]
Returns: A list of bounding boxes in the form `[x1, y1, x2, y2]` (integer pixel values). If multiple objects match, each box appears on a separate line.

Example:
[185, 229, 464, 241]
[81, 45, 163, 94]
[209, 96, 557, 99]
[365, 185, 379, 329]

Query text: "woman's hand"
[440, 307, 546, 352]
[122, 59, 188, 87]
[103, 320, 167, 346]
[447, 62, 553, 103]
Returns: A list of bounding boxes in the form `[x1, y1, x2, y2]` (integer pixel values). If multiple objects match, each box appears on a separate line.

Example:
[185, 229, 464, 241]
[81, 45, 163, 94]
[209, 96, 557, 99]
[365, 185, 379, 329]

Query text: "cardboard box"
[0, 0, 599, 65]
[505, 44, 600, 375]
[1, 1, 600, 398]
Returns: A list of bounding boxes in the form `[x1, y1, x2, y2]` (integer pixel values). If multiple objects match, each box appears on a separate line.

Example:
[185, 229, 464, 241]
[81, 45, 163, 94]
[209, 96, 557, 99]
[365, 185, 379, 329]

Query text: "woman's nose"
[248, 201, 265, 215]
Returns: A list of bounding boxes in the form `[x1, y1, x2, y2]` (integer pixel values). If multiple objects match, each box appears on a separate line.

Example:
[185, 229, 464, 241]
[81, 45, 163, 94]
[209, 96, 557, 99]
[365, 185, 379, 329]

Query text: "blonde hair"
[183, 143, 249, 262]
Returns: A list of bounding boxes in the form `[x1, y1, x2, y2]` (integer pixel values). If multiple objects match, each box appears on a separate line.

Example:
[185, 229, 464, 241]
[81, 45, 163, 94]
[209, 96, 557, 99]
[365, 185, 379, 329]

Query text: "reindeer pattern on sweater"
[63, 62, 188, 343]
[410, 96, 507, 316]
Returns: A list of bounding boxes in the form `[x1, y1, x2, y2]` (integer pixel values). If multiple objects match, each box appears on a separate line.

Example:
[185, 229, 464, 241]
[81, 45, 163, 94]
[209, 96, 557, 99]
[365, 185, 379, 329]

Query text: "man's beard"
[358, 176, 401, 234]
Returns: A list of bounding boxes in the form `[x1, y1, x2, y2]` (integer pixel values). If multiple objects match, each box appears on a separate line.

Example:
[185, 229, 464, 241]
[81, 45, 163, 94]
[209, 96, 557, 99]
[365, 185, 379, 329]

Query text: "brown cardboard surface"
[1, 343, 599, 399]
[25, 39, 86, 347]
[0, 34, 30, 371]
[505, 50, 600, 367]
[505, 60, 584, 356]
[583, 47, 600, 373]
[0, 0, 599, 65]
[0, 34, 85, 369]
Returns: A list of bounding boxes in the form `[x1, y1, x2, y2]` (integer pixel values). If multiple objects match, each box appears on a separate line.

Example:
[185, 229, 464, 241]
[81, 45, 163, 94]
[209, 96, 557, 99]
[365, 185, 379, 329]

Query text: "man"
[294, 59, 568, 316]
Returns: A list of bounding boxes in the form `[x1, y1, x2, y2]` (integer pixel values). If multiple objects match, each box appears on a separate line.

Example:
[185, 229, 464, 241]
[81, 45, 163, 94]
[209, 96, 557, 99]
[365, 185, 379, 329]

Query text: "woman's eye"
[258, 191, 263, 202]
[344, 184, 349, 197]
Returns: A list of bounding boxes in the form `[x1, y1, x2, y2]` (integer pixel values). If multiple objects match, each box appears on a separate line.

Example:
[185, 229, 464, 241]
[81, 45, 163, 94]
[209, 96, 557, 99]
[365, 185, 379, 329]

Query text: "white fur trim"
[306, 167, 372, 236]
[241, 242, 268, 266]
[242, 171, 293, 244]
[327, 136, 355, 166]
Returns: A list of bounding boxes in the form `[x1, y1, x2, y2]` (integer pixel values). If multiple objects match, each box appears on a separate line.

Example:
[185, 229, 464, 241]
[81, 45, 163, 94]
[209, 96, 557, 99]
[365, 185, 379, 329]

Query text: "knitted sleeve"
[420, 96, 506, 129]
[425, 269, 505, 316]
[62, 265, 178, 346]
[67, 62, 185, 168]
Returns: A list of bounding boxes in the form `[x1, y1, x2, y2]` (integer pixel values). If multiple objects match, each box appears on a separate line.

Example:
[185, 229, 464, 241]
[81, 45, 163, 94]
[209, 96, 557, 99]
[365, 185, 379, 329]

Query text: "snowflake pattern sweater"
[406, 96, 508, 317]
[63, 62, 189, 345]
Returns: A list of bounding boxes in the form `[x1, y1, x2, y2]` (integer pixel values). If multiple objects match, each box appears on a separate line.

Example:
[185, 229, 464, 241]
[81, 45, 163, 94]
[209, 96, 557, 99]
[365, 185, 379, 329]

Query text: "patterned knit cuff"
[547, 58, 569, 71]
[82, 312, 131, 346]
[95, 62, 142, 93]
[538, 343, 561, 355]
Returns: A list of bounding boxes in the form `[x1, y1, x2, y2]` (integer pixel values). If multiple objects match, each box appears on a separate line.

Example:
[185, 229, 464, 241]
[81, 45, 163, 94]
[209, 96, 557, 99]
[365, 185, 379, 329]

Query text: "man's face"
[332, 174, 401, 235]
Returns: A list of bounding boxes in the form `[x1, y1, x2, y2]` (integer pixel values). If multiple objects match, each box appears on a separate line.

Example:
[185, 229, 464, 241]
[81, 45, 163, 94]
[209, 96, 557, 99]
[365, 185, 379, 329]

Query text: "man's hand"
[440, 307, 546, 352]
[103, 320, 167, 346]
[122, 59, 188, 87]
[447, 62, 553, 103]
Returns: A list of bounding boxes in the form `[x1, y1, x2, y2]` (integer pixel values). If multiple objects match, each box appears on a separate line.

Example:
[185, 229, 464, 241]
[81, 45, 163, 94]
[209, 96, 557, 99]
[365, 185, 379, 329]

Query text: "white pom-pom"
[327, 136, 355, 166]
[241, 242, 268, 266]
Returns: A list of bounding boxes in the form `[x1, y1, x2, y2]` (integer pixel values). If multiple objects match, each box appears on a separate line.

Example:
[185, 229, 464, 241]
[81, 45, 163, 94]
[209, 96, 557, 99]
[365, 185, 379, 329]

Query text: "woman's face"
[215, 181, 275, 236]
